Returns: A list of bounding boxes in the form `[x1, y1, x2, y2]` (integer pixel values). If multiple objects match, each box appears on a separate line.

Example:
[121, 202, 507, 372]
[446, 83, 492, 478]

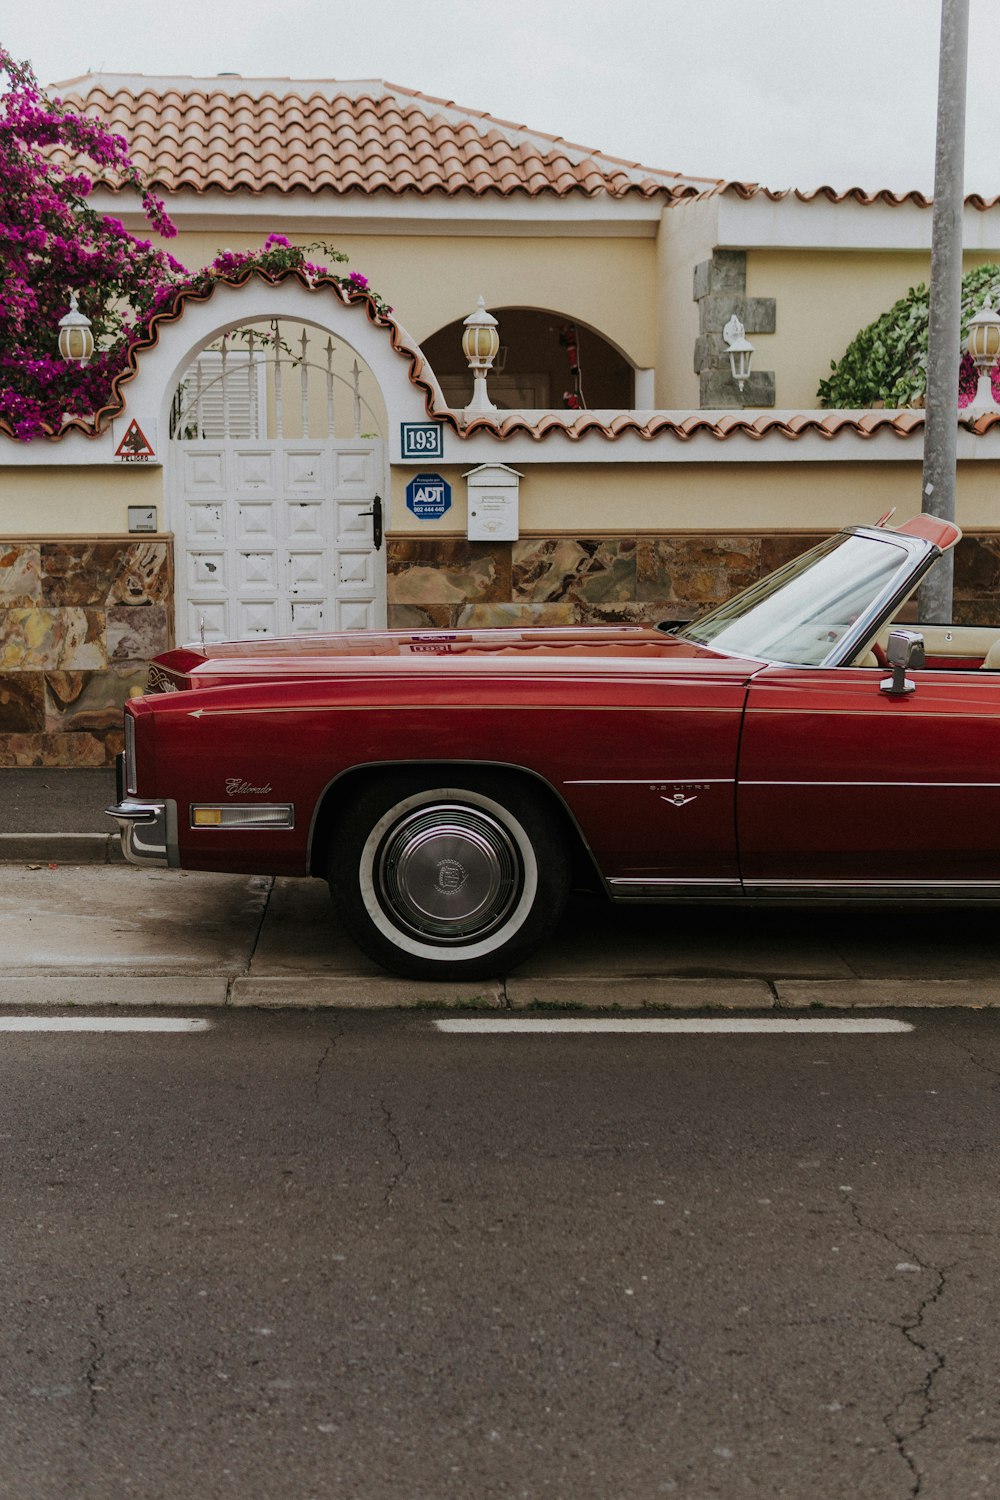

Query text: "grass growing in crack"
[521, 998, 593, 1012]
[412, 994, 498, 1011]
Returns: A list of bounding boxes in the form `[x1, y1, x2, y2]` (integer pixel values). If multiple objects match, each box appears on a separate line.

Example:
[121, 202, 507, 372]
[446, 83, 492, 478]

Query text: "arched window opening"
[422, 308, 635, 411]
[168, 321, 386, 441]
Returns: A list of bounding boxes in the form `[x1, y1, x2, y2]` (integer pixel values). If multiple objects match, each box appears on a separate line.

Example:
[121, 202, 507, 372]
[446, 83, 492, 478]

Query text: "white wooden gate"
[169, 325, 387, 644]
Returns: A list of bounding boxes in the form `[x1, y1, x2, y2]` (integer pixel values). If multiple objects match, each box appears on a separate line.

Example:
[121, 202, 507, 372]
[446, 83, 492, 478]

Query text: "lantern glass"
[730, 348, 752, 385]
[462, 323, 500, 365]
[57, 292, 94, 366]
[969, 313, 1000, 364]
[461, 296, 500, 369]
[58, 324, 94, 363]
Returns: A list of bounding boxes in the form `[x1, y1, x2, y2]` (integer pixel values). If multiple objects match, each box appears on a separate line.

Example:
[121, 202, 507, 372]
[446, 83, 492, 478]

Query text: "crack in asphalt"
[888, 1260, 948, 1499]
[944, 1036, 1000, 1087]
[313, 1042, 333, 1103]
[845, 1197, 949, 1497]
[585, 1297, 669, 1375]
[84, 1303, 108, 1421]
[380, 1100, 409, 1205]
[312, 1016, 345, 1104]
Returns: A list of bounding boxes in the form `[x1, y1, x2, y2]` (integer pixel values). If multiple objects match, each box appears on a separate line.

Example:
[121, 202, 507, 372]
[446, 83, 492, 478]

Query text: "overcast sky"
[3, 0, 999, 195]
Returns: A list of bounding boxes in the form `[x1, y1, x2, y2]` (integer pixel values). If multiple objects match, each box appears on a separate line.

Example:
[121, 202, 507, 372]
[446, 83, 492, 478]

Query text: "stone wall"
[386, 531, 1000, 630]
[387, 533, 826, 629]
[0, 539, 173, 767]
[387, 533, 1000, 631]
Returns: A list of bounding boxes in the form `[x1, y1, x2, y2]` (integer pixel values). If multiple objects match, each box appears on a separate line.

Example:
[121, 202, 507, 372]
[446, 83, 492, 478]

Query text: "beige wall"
[0, 466, 163, 534]
[7, 454, 1000, 542]
[172, 231, 659, 371]
[391, 459, 1000, 536]
[747, 249, 1000, 411]
[654, 199, 718, 409]
[6, 450, 1000, 543]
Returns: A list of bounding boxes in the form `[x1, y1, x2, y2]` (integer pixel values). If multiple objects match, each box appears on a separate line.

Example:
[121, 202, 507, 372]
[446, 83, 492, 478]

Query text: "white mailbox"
[465, 464, 522, 542]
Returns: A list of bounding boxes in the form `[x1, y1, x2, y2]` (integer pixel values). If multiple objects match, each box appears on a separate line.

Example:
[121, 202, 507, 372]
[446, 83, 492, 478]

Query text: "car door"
[737, 661, 1000, 892]
[554, 659, 752, 895]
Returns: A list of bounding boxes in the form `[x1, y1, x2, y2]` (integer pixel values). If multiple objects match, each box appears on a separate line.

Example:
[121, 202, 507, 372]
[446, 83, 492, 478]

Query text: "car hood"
[146, 625, 759, 693]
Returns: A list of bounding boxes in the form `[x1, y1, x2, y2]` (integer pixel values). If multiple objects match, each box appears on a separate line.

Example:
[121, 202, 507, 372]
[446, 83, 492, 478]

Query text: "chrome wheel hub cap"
[377, 803, 521, 942]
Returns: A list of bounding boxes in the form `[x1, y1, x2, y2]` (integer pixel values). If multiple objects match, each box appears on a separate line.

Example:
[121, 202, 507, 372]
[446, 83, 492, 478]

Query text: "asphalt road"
[2, 1008, 1000, 1499]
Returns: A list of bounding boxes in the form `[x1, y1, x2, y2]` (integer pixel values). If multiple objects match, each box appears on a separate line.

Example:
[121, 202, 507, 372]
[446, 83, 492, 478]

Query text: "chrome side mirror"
[880, 629, 925, 696]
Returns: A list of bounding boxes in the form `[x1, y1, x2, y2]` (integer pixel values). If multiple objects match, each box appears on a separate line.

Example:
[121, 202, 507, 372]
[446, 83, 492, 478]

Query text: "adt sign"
[405, 472, 452, 521]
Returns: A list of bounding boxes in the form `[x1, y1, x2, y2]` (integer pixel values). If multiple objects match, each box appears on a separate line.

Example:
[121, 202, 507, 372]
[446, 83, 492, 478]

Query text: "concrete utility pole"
[920, 0, 969, 622]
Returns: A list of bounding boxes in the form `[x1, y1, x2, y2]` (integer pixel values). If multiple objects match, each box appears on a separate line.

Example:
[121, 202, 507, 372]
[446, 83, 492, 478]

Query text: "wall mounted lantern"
[722, 313, 754, 395]
[461, 295, 500, 418]
[966, 297, 1000, 413]
[57, 290, 94, 366]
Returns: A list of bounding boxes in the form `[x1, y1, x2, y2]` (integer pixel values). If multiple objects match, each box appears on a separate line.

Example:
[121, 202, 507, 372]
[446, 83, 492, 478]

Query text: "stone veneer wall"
[386, 532, 1000, 630]
[0, 539, 173, 767]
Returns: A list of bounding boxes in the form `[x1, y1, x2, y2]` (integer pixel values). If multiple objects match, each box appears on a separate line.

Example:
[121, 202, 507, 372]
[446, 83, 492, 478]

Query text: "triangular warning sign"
[115, 419, 155, 460]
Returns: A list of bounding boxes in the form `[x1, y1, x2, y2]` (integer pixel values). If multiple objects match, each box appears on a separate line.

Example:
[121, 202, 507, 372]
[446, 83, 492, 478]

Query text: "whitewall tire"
[328, 772, 570, 980]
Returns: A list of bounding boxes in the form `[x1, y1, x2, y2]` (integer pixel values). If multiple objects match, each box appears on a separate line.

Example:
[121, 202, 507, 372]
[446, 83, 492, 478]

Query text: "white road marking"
[0, 1017, 212, 1033]
[433, 1017, 913, 1034]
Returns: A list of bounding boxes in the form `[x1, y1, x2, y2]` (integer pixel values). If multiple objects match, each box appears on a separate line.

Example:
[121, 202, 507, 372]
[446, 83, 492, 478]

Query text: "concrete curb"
[505, 977, 776, 1009]
[3, 974, 1000, 1010]
[0, 977, 232, 1007]
[228, 976, 508, 1008]
[773, 978, 1000, 1008]
[0, 834, 124, 864]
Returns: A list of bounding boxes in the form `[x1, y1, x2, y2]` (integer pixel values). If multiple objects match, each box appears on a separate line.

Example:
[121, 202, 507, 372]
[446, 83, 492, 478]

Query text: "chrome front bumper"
[106, 798, 179, 868]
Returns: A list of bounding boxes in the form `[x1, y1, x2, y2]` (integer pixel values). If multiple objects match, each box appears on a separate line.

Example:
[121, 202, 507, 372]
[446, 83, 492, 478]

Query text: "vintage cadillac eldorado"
[110, 513, 996, 978]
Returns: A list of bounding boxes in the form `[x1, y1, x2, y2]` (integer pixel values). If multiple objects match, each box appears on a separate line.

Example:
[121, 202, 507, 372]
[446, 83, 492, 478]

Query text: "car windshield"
[674, 532, 914, 666]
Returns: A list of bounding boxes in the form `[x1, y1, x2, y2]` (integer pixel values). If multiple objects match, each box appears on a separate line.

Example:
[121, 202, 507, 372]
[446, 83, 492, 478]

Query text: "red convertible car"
[109, 513, 989, 979]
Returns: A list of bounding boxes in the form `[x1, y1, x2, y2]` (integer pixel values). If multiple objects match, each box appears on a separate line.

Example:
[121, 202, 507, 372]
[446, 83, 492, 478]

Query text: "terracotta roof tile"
[49, 73, 711, 199]
[683, 180, 1000, 213]
[444, 405, 991, 445]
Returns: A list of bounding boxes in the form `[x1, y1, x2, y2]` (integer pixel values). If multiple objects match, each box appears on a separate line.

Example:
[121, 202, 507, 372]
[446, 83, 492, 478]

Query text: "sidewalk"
[2, 860, 1000, 1011]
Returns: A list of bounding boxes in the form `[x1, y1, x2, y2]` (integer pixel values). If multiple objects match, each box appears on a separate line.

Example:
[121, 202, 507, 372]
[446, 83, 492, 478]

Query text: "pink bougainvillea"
[0, 46, 188, 438]
[957, 351, 1000, 408]
[0, 48, 392, 441]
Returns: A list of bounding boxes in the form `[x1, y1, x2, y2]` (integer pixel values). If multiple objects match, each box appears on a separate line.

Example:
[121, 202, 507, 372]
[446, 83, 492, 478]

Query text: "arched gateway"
[169, 320, 386, 642]
[118, 275, 435, 646]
